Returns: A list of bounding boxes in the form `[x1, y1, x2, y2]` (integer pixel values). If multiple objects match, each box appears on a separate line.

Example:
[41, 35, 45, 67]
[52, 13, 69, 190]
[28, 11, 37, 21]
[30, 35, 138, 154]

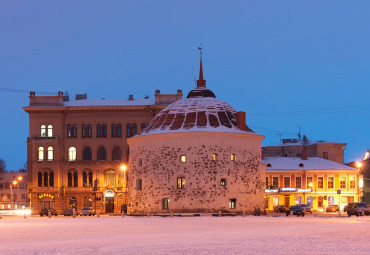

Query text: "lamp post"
[356, 161, 363, 202]
[120, 164, 128, 208]
[10, 176, 23, 210]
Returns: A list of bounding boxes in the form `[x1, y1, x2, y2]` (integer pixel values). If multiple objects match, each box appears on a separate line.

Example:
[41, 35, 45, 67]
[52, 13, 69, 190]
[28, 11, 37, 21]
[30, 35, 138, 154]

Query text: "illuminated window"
[38, 172, 42, 187]
[350, 178, 356, 189]
[340, 177, 346, 189]
[231, 154, 236, 161]
[117, 124, 122, 137]
[141, 123, 146, 131]
[47, 146, 53, 161]
[68, 147, 77, 161]
[318, 177, 323, 189]
[67, 124, 72, 137]
[328, 177, 334, 189]
[177, 177, 186, 189]
[221, 178, 226, 186]
[229, 199, 236, 209]
[132, 124, 137, 136]
[284, 177, 290, 188]
[163, 198, 169, 210]
[73, 172, 78, 187]
[296, 177, 302, 188]
[98, 146, 107, 161]
[136, 179, 142, 190]
[104, 170, 116, 187]
[41, 125, 46, 137]
[112, 124, 116, 137]
[83, 147, 92, 161]
[38, 147, 44, 161]
[212, 153, 218, 161]
[49, 172, 54, 187]
[43, 172, 48, 187]
[180, 155, 186, 163]
[126, 124, 131, 137]
[112, 147, 121, 161]
[307, 177, 313, 188]
[273, 177, 279, 189]
[47, 125, 53, 137]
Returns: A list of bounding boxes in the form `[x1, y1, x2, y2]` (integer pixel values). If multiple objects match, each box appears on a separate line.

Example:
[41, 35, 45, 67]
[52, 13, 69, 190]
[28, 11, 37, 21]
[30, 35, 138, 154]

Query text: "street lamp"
[120, 164, 128, 213]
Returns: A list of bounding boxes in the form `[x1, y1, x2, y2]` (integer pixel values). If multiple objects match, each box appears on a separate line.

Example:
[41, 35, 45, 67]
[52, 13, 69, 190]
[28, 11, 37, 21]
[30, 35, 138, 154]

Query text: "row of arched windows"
[38, 171, 54, 187]
[40, 125, 53, 137]
[65, 123, 147, 138]
[126, 123, 146, 137]
[66, 169, 116, 187]
[38, 146, 54, 161]
[68, 146, 122, 161]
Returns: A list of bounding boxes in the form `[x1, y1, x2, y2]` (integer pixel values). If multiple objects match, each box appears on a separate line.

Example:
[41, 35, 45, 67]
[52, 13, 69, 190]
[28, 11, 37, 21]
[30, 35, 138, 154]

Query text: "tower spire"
[197, 44, 206, 88]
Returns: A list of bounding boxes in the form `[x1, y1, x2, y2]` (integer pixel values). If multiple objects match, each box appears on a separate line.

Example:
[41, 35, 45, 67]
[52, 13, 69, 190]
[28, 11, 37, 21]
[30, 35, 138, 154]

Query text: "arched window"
[117, 124, 122, 137]
[43, 172, 48, 187]
[88, 171, 93, 187]
[212, 153, 218, 161]
[141, 123, 146, 131]
[88, 124, 92, 137]
[126, 124, 131, 137]
[47, 146, 53, 161]
[68, 172, 72, 187]
[132, 124, 137, 136]
[112, 147, 121, 161]
[67, 124, 72, 137]
[102, 124, 107, 137]
[83, 172, 87, 187]
[82, 124, 87, 137]
[83, 147, 92, 161]
[73, 125, 77, 137]
[68, 147, 77, 161]
[98, 147, 107, 161]
[97, 124, 101, 137]
[38, 147, 44, 161]
[104, 170, 116, 187]
[38, 172, 42, 187]
[84, 196, 92, 207]
[49, 172, 54, 187]
[41, 125, 46, 137]
[47, 125, 53, 137]
[112, 124, 116, 137]
[73, 172, 78, 187]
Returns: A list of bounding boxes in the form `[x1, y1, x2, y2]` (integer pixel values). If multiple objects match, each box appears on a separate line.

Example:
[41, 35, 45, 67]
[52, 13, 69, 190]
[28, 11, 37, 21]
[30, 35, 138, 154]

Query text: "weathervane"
[198, 43, 202, 56]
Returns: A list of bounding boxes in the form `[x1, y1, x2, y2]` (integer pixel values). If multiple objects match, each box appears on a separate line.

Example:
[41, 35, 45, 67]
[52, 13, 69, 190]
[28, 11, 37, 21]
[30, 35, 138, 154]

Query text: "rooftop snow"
[141, 97, 256, 136]
[63, 98, 155, 107]
[263, 157, 356, 171]
[264, 140, 344, 147]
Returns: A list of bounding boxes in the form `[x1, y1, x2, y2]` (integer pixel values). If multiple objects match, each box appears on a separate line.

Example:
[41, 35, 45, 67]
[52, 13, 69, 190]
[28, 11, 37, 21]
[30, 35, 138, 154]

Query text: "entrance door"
[105, 197, 114, 213]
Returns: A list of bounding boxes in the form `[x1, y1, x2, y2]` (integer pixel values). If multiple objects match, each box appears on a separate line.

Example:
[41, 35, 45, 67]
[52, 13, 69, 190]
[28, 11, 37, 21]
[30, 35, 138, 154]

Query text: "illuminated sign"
[297, 189, 312, 192]
[280, 188, 297, 192]
[38, 194, 54, 199]
[265, 189, 279, 193]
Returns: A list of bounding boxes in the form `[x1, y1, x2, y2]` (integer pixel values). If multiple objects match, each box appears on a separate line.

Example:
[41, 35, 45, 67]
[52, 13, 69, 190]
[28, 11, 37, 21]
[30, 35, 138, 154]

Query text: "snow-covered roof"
[140, 97, 256, 136]
[63, 98, 155, 107]
[264, 140, 345, 147]
[263, 157, 356, 171]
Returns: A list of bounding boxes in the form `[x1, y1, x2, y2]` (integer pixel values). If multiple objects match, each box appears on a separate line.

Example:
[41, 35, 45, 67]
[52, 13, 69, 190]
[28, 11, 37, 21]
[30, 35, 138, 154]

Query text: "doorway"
[105, 190, 115, 213]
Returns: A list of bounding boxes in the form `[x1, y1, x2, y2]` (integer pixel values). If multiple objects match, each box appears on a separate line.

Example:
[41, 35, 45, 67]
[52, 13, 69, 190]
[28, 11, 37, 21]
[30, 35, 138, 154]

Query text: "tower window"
[163, 198, 169, 210]
[180, 155, 186, 163]
[177, 177, 186, 189]
[38, 147, 44, 161]
[68, 147, 77, 161]
[229, 199, 236, 209]
[220, 178, 226, 186]
[47, 125, 53, 137]
[47, 146, 53, 161]
[231, 154, 236, 161]
[212, 153, 218, 161]
[40, 125, 46, 137]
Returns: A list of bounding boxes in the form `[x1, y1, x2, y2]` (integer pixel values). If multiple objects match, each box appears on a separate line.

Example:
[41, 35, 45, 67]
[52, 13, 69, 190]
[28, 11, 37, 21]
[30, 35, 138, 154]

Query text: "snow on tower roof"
[140, 97, 256, 135]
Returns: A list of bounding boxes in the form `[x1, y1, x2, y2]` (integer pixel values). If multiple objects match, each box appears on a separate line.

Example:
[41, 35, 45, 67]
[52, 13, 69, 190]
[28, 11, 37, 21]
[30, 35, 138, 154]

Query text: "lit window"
[220, 178, 226, 186]
[47, 146, 53, 161]
[38, 147, 44, 161]
[177, 177, 186, 189]
[163, 198, 169, 210]
[136, 179, 142, 190]
[212, 153, 218, 161]
[340, 177, 346, 189]
[47, 125, 53, 137]
[328, 177, 334, 189]
[231, 154, 236, 161]
[307, 177, 313, 188]
[350, 178, 356, 189]
[68, 147, 77, 161]
[104, 169, 116, 187]
[318, 177, 323, 189]
[67, 124, 72, 137]
[229, 199, 236, 209]
[41, 125, 46, 137]
[180, 155, 186, 163]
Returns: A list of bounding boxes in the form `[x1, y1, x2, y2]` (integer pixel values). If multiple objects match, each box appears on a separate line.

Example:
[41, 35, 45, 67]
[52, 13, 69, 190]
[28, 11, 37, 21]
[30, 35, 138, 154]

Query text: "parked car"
[343, 205, 348, 212]
[299, 204, 313, 213]
[40, 208, 58, 217]
[326, 205, 340, 213]
[347, 202, 370, 217]
[274, 205, 288, 213]
[80, 207, 95, 216]
[64, 208, 77, 216]
[290, 206, 305, 217]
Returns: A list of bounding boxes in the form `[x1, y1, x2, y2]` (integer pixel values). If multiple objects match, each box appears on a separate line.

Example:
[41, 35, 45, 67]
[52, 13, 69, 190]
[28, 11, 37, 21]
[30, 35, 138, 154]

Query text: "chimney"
[301, 149, 307, 160]
[128, 94, 134, 101]
[236, 111, 247, 131]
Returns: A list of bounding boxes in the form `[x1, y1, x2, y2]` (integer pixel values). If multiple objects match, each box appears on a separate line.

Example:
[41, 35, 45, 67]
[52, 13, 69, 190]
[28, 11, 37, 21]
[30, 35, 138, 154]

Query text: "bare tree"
[0, 159, 6, 172]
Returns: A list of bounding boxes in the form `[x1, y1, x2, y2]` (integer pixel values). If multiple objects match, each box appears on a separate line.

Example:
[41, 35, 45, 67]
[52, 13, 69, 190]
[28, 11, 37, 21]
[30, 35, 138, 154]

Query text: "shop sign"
[265, 189, 279, 193]
[38, 194, 54, 199]
[280, 187, 297, 192]
[297, 189, 312, 192]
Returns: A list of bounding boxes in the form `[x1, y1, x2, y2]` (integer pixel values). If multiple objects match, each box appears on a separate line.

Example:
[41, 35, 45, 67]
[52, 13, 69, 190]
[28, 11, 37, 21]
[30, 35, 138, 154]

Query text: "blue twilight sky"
[1, 1, 369, 171]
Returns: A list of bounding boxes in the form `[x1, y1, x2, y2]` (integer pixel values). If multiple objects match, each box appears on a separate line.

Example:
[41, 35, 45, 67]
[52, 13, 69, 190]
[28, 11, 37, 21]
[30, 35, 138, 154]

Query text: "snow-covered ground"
[1, 215, 370, 254]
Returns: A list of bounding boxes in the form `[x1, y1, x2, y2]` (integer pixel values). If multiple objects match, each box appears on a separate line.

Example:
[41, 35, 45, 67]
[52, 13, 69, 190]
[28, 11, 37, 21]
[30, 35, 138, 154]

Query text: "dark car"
[274, 205, 288, 213]
[299, 204, 313, 213]
[40, 208, 58, 217]
[290, 206, 305, 217]
[343, 205, 348, 212]
[326, 205, 340, 212]
[347, 202, 370, 217]
[64, 208, 77, 216]
[80, 207, 95, 216]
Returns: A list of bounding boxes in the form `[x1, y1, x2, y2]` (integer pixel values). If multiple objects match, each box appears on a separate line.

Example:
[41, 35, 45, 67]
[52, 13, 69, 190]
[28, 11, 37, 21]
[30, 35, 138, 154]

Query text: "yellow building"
[263, 155, 361, 211]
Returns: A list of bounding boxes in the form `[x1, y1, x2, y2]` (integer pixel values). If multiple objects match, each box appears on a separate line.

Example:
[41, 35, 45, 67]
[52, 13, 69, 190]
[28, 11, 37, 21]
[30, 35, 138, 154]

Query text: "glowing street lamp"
[308, 182, 313, 188]
[13, 181, 17, 185]
[18, 176, 23, 181]
[121, 165, 127, 172]
[356, 162, 363, 168]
